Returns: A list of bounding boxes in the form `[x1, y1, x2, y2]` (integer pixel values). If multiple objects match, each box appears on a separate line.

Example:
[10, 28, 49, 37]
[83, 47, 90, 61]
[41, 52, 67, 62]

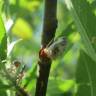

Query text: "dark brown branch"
[42, 0, 58, 47]
[35, 0, 58, 96]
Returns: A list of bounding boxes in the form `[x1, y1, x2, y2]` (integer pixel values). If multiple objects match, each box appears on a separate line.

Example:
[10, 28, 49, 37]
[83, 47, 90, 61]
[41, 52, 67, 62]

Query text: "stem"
[35, 0, 58, 96]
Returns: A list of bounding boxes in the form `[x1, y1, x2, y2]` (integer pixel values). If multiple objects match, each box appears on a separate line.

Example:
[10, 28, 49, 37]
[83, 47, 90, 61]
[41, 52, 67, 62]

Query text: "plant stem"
[35, 0, 57, 96]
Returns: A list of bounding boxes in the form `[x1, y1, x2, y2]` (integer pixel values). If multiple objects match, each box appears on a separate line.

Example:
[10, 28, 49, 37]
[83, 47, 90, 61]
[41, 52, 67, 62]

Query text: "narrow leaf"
[7, 39, 22, 56]
[76, 50, 96, 96]
[0, 16, 7, 61]
[65, 0, 96, 62]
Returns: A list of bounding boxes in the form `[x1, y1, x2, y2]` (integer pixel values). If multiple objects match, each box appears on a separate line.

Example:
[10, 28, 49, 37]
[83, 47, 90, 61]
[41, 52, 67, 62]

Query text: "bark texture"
[35, 0, 58, 96]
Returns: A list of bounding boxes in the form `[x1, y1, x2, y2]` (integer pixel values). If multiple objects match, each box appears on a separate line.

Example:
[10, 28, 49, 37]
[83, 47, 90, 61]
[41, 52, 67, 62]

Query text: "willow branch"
[35, 0, 58, 96]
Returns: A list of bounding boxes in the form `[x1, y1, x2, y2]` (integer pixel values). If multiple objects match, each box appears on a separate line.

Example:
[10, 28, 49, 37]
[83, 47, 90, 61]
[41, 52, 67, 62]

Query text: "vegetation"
[0, 0, 96, 96]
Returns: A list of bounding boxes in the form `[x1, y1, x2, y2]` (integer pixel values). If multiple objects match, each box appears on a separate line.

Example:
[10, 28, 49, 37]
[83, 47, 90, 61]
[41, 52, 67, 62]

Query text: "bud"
[13, 60, 21, 68]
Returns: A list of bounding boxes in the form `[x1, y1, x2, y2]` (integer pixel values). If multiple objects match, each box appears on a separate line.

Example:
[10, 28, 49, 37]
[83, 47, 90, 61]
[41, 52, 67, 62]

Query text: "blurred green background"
[0, 0, 96, 96]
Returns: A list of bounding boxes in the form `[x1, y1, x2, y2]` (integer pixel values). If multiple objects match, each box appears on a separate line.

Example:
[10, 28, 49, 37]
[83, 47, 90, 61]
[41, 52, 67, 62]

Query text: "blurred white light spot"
[5, 19, 13, 32]
[65, 0, 73, 10]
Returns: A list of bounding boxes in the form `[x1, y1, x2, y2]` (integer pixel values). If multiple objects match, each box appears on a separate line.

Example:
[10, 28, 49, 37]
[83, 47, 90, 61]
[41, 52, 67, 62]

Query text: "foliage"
[0, 0, 96, 96]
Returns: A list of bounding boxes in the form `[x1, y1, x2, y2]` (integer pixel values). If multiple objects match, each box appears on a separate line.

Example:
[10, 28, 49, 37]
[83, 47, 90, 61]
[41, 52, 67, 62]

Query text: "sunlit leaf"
[0, 17, 6, 44]
[47, 79, 74, 96]
[12, 18, 33, 40]
[0, 0, 3, 13]
[0, 16, 7, 61]
[58, 80, 74, 92]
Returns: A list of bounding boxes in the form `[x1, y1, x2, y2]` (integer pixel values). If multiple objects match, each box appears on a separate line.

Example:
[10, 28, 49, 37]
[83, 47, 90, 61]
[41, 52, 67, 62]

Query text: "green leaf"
[0, 80, 10, 96]
[47, 79, 74, 95]
[0, 17, 6, 44]
[0, 84, 11, 90]
[0, 0, 3, 13]
[12, 18, 33, 40]
[0, 91, 7, 96]
[7, 39, 22, 56]
[65, 0, 96, 63]
[0, 16, 7, 61]
[76, 50, 96, 96]
[22, 63, 37, 88]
